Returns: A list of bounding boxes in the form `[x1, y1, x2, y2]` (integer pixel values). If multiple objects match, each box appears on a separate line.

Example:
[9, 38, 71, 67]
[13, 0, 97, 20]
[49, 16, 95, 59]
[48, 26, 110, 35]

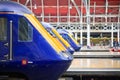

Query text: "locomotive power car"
[57, 29, 81, 51]
[41, 22, 74, 54]
[0, 1, 73, 80]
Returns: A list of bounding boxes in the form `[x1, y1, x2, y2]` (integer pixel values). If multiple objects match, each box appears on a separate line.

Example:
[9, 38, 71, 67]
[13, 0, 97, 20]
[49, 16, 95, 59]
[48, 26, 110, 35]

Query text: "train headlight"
[22, 59, 28, 65]
[70, 47, 74, 51]
[62, 52, 69, 58]
[60, 51, 73, 59]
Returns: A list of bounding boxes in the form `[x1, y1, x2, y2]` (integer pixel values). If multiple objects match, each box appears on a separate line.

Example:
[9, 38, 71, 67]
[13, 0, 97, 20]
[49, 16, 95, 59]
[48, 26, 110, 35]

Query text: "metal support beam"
[105, 0, 108, 25]
[30, 0, 32, 11]
[71, 0, 83, 46]
[75, 33, 77, 41]
[117, 5, 120, 42]
[70, 0, 80, 43]
[17, 0, 19, 3]
[49, 14, 51, 22]
[93, 2, 96, 26]
[111, 23, 114, 47]
[80, 0, 83, 46]
[84, 0, 91, 48]
[68, 0, 71, 27]
[57, 0, 60, 26]
[25, 0, 30, 6]
[117, 23, 119, 43]
[41, 0, 44, 21]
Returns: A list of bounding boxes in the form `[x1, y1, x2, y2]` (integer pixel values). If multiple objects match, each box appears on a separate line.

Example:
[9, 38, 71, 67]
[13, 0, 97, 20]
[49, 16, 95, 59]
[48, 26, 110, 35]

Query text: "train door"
[0, 16, 12, 61]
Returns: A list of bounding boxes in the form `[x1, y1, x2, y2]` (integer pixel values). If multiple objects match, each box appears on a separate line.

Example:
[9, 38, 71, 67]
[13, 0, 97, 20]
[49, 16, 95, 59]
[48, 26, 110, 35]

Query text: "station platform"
[80, 46, 110, 52]
[73, 52, 120, 58]
[65, 58, 120, 75]
[60, 47, 120, 80]
[61, 58, 120, 80]
[74, 46, 120, 58]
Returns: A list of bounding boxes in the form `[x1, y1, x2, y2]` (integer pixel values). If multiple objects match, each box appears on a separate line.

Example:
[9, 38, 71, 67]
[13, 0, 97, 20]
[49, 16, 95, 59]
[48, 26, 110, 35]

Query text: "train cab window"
[18, 17, 33, 42]
[46, 28, 56, 37]
[0, 18, 7, 41]
[62, 34, 69, 41]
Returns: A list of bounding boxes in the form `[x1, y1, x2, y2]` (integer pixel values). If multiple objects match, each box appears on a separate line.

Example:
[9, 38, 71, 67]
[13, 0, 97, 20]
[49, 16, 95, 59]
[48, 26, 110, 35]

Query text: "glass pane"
[46, 28, 56, 37]
[0, 18, 7, 41]
[18, 17, 33, 41]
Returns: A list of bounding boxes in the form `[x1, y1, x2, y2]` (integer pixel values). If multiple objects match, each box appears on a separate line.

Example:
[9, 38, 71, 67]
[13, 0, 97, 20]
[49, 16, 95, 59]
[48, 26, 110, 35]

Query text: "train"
[40, 22, 69, 54]
[0, 1, 73, 80]
[41, 22, 74, 54]
[57, 29, 81, 51]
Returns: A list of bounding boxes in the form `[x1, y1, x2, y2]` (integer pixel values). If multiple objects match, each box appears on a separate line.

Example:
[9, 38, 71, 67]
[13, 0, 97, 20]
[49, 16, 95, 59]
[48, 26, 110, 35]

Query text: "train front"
[58, 29, 81, 51]
[0, 1, 73, 80]
[41, 22, 74, 54]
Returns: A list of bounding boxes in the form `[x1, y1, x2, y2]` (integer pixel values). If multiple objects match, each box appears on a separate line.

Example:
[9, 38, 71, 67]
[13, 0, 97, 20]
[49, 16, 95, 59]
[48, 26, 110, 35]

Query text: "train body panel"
[42, 25, 67, 51]
[0, 1, 73, 80]
[58, 29, 81, 51]
[52, 29, 74, 54]
[0, 60, 71, 80]
[25, 14, 62, 53]
[41, 22, 74, 54]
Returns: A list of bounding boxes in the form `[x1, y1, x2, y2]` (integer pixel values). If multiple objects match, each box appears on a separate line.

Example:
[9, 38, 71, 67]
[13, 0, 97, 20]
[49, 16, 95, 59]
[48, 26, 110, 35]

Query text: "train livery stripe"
[29, 15, 67, 52]
[69, 34, 79, 45]
[24, 14, 61, 53]
[52, 29, 71, 48]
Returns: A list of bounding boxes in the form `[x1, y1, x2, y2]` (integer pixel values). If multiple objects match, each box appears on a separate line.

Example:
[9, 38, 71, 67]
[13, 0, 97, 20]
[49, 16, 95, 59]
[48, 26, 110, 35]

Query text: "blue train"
[41, 22, 74, 54]
[57, 29, 81, 51]
[0, 1, 73, 80]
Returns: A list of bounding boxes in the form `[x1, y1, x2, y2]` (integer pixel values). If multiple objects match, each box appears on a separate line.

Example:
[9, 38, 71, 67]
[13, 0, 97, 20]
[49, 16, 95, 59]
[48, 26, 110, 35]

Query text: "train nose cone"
[67, 47, 74, 54]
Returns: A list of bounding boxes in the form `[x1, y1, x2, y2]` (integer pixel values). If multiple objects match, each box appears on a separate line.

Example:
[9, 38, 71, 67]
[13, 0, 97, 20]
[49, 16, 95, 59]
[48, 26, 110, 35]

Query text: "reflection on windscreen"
[61, 34, 71, 42]
[0, 18, 7, 41]
[46, 28, 56, 37]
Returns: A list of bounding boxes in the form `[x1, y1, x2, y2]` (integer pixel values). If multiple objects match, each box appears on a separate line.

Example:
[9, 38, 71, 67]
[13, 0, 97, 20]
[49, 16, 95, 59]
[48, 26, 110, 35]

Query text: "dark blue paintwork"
[57, 29, 81, 51]
[0, 1, 73, 80]
[41, 22, 74, 54]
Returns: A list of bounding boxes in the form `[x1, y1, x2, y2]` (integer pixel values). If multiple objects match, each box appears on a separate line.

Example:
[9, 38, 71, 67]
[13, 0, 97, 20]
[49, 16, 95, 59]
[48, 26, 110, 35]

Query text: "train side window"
[18, 17, 33, 42]
[0, 18, 7, 41]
